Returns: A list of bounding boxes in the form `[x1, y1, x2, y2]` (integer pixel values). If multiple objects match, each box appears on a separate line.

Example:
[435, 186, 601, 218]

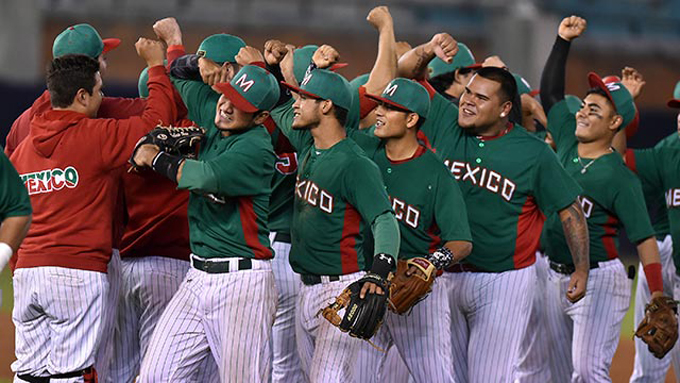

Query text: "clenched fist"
[153, 17, 182, 46]
[429, 33, 458, 64]
[264, 39, 289, 66]
[312, 45, 340, 69]
[235, 46, 265, 67]
[558, 16, 587, 41]
[367, 6, 393, 32]
[135, 38, 165, 67]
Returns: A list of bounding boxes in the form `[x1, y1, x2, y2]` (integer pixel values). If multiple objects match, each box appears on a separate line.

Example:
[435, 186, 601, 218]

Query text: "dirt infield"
[0, 309, 674, 382]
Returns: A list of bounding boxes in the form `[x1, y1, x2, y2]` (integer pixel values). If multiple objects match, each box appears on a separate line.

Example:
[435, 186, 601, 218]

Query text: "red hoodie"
[10, 65, 176, 273]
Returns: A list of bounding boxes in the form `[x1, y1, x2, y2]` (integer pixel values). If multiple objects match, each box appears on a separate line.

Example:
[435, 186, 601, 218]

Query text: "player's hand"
[429, 33, 458, 64]
[521, 94, 548, 128]
[152, 17, 182, 46]
[482, 55, 508, 70]
[135, 38, 166, 67]
[395, 41, 412, 59]
[566, 269, 588, 303]
[558, 16, 587, 41]
[360, 281, 385, 299]
[651, 291, 665, 300]
[198, 57, 229, 86]
[236, 46, 265, 67]
[366, 6, 393, 32]
[312, 45, 340, 69]
[404, 265, 428, 279]
[132, 144, 160, 168]
[280, 46, 297, 85]
[620, 66, 646, 100]
[264, 39, 288, 66]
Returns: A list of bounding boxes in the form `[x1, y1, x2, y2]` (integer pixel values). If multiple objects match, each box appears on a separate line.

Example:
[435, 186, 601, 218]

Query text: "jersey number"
[275, 153, 298, 175]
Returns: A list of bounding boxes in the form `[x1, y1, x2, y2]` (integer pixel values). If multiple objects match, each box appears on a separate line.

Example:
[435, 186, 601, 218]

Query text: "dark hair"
[47, 54, 100, 108]
[414, 115, 426, 131]
[474, 66, 517, 104]
[332, 105, 349, 127]
[585, 87, 615, 114]
[430, 72, 456, 95]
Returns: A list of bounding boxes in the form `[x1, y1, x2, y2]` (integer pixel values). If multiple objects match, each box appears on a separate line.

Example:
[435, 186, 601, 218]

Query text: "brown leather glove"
[635, 295, 679, 359]
[388, 258, 436, 315]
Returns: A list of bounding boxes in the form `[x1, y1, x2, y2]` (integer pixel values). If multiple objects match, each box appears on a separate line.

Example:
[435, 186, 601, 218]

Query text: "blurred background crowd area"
[2, 0, 680, 149]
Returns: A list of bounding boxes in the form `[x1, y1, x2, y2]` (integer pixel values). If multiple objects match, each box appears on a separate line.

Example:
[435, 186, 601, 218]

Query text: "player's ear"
[500, 100, 512, 119]
[320, 99, 333, 115]
[609, 114, 623, 132]
[75, 88, 90, 107]
[253, 110, 270, 125]
[406, 112, 419, 129]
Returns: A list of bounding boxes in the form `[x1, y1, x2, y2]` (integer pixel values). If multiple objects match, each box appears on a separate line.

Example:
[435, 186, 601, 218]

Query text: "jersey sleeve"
[0, 151, 32, 220]
[434, 171, 472, 243]
[178, 136, 274, 196]
[343, 156, 393, 225]
[627, 146, 664, 195]
[269, 98, 313, 152]
[171, 77, 219, 128]
[346, 129, 381, 158]
[613, 175, 655, 243]
[533, 144, 582, 215]
[546, 99, 578, 153]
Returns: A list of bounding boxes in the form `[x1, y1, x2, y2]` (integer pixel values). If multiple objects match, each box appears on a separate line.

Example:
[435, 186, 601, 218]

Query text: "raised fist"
[312, 45, 340, 69]
[135, 38, 165, 67]
[367, 6, 393, 32]
[429, 33, 458, 64]
[198, 57, 229, 86]
[264, 39, 289, 66]
[558, 16, 587, 41]
[153, 17, 182, 46]
[235, 46, 265, 67]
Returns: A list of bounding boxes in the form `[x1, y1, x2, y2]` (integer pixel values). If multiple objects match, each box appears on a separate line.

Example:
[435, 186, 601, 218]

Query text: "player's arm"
[638, 237, 664, 299]
[397, 33, 458, 80]
[361, 211, 400, 299]
[540, 16, 586, 114]
[0, 152, 32, 273]
[364, 6, 397, 96]
[557, 200, 590, 302]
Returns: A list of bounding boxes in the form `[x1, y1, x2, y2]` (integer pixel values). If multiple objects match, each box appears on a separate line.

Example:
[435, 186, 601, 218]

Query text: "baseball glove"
[129, 125, 205, 168]
[319, 273, 389, 341]
[388, 257, 436, 315]
[635, 295, 679, 359]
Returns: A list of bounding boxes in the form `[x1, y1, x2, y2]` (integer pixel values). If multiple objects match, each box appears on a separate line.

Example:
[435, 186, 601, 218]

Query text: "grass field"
[0, 258, 675, 382]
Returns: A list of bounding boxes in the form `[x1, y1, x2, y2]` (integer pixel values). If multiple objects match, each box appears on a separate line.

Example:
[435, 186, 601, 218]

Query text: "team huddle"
[1, 6, 680, 383]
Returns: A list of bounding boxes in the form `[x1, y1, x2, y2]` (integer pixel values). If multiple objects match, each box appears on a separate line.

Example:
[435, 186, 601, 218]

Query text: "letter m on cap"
[234, 73, 255, 92]
[384, 83, 398, 97]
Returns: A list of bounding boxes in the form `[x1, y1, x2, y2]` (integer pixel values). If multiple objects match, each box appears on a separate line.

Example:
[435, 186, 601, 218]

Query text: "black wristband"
[370, 253, 395, 280]
[151, 151, 185, 183]
[428, 247, 455, 270]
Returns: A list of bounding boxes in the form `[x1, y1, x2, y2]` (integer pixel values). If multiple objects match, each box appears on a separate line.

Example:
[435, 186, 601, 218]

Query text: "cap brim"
[280, 81, 323, 100]
[587, 72, 617, 112]
[465, 63, 483, 70]
[102, 38, 121, 53]
[668, 99, 680, 109]
[213, 82, 259, 113]
[365, 93, 411, 112]
[529, 89, 540, 97]
[329, 63, 349, 71]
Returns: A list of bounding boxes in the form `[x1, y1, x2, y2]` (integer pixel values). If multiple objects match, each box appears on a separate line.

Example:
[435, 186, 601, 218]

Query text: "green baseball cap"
[52, 23, 120, 59]
[292, 45, 348, 83]
[667, 81, 680, 108]
[281, 69, 352, 111]
[213, 65, 279, 113]
[428, 42, 481, 79]
[587, 72, 636, 130]
[137, 60, 168, 98]
[197, 34, 246, 64]
[365, 78, 430, 118]
[349, 73, 369, 92]
[564, 95, 582, 114]
[513, 73, 539, 97]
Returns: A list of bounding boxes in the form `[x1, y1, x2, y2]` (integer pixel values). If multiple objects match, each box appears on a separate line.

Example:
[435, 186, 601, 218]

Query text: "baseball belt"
[190, 255, 253, 274]
[549, 261, 600, 275]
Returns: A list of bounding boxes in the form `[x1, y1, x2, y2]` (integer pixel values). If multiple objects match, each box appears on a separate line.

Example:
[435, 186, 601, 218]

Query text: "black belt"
[273, 232, 292, 244]
[190, 255, 252, 274]
[549, 261, 600, 275]
[301, 274, 341, 286]
[18, 366, 96, 383]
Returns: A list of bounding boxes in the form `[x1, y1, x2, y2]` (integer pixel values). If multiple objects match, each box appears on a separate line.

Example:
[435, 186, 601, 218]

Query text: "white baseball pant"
[138, 257, 276, 383]
[95, 249, 120, 381]
[545, 258, 631, 382]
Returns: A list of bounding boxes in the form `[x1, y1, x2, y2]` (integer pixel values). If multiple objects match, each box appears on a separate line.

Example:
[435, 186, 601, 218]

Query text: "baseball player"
[627, 82, 680, 381]
[539, 16, 664, 381]
[271, 66, 401, 382]
[427, 41, 480, 104]
[351, 77, 473, 383]
[134, 63, 280, 382]
[396, 34, 588, 382]
[0, 150, 31, 307]
[10, 38, 175, 383]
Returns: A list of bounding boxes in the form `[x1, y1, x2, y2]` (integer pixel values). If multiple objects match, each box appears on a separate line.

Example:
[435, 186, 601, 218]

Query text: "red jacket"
[10, 66, 176, 272]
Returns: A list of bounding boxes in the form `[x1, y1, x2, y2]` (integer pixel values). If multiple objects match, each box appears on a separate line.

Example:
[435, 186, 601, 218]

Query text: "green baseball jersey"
[626, 132, 680, 271]
[0, 148, 32, 220]
[271, 99, 393, 275]
[350, 132, 472, 259]
[173, 78, 275, 259]
[265, 119, 297, 235]
[627, 133, 680, 239]
[543, 99, 654, 264]
[413, 89, 582, 272]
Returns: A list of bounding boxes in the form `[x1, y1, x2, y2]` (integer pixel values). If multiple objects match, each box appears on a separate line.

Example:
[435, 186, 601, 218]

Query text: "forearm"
[365, 23, 397, 95]
[371, 211, 400, 262]
[0, 215, 31, 252]
[397, 42, 435, 80]
[540, 36, 570, 113]
[443, 240, 472, 262]
[559, 200, 590, 271]
[638, 236, 663, 293]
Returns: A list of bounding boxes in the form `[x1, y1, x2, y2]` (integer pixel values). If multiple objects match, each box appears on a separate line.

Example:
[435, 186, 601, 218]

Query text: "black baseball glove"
[129, 125, 205, 169]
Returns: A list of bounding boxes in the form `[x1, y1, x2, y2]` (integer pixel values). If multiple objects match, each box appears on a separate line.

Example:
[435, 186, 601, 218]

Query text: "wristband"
[428, 247, 455, 270]
[0, 242, 12, 272]
[370, 253, 395, 280]
[644, 262, 663, 293]
[151, 151, 185, 183]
